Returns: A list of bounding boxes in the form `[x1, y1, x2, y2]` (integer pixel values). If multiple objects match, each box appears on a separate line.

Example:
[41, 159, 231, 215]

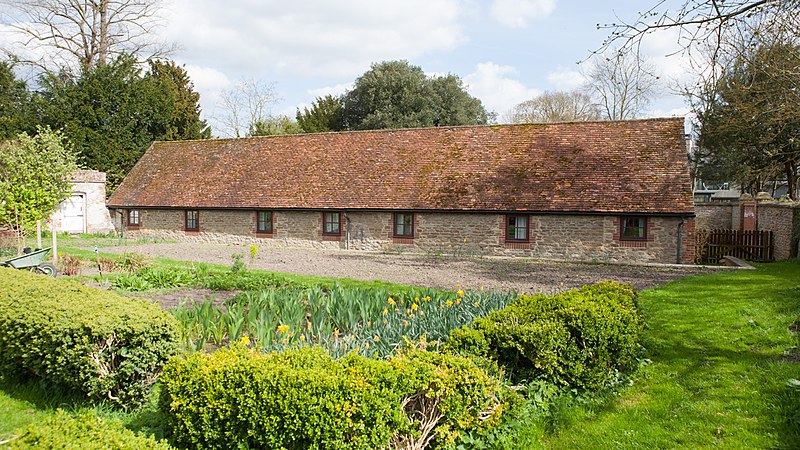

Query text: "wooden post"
[36, 220, 42, 249]
[51, 221, 57, 263]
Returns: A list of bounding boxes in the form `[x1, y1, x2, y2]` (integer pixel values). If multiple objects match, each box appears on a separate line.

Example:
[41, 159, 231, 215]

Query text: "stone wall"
[758, 202, 800, 260]
[695, 202, 738, 230]
[50, 170, 115, 234]
[121, 208, 695, 264]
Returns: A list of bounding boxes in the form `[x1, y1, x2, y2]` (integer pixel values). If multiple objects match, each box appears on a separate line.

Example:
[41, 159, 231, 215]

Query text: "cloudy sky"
[8, 0, 699, 136]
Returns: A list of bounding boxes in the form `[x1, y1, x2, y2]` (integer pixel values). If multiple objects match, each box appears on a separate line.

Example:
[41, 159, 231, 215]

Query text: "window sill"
[392, 237, 414, 244]
[504, 242, 531, 250]
[184, 230, 199, 236]
[255, 233, 274, 239]
[322, 235, 341, 241]
[619, 240, 647, 248]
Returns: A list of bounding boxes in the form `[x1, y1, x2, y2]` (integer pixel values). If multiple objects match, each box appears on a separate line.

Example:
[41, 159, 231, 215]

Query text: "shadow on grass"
[0, 373, 168, 442]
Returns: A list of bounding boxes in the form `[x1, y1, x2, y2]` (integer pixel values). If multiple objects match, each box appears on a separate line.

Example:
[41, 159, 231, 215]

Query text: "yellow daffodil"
[411, 303, 418, 311]
[403, 320, 409, 327]
[240, 335, 250, 345]
[383, 308, 389, 315]
[387, 297, 396, 305]
[277, 324, 289, 333]
[299, 335, 306, 342]
[457, 289, 465, 297]
[374, 336, 380, 343]
[446, 300, 453, 307]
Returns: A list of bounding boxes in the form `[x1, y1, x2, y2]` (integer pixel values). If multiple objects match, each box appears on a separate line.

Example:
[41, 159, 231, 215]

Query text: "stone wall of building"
[51, 170, 115, 234]
[121, 208, 695, 264]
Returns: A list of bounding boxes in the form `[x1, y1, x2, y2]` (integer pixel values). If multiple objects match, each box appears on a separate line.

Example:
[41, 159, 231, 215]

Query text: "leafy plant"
[230, 252, 245, 273]
[58, 253, 82, 276]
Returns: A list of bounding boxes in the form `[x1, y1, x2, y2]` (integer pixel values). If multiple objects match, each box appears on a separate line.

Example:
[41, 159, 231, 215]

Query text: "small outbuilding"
[108, 118, 696, 264]
[51, 170, 114, 234]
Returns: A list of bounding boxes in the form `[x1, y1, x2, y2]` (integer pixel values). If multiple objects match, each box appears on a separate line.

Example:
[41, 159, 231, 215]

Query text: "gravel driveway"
[100, 242, 712, 294]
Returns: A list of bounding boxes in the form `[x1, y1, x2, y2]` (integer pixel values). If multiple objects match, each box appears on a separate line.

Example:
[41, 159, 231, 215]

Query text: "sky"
[7, 0, 700, 137]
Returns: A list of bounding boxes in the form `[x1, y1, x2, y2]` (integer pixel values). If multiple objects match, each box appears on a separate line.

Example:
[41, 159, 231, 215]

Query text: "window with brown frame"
[256, 210, 273, 234]
[127, 209, 140, 227]
[185, 210, 199, 231]
[619, 216, 647, 240]
[505, 215, 529, 242]
[322, 212, 340, 236]
[393, 212, 414, 238]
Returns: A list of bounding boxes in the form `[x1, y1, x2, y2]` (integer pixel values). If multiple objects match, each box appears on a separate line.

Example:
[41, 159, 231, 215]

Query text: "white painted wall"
[50, 170, 115, 234]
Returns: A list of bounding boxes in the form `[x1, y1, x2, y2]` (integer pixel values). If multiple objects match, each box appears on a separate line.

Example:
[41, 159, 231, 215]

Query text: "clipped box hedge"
[159, 345, 505, 449]
[6, 410, 174, 449]
[446, 281, 643, 389]
[0, 267, 179, 407]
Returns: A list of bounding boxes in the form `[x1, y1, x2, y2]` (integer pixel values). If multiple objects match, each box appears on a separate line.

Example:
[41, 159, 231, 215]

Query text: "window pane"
[324, 213, 339, 234]
[395, 213, 413, 236]
[507, 216, 527, 241]
[258, 211, 272, 233]
[622, 217, 644, 238]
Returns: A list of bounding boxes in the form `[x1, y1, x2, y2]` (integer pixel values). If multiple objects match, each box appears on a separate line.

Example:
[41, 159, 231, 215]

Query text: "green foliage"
[296, 94, 345, 132]
[0, 61, 34, 140]
[342, 60, 490, 130]
[0, 267, 179, 407]
[6, 409, 173, 449]
[171, 284, 516, 356]
[229, 252, 245, 273]
[0, 127, 79, 235]
[697, 40, 800, 197]
[38, 55, 209, 190]
[158, 345, 505, 449]
[248, 114, 303, 136]
[446, 282, 643, 390]
[147, 59, 211, 140]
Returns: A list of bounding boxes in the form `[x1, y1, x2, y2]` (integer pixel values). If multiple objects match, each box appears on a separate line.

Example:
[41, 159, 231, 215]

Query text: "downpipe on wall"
[677, 217, 685, 264]
[345, 213, 351, 250]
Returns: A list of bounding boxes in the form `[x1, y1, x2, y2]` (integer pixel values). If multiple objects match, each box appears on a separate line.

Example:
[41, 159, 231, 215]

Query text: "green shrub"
[0, 267, 179, 407]
[159, 345, 506, 449]
[6, 410, 173, 449]
[446, 281, 643, 390]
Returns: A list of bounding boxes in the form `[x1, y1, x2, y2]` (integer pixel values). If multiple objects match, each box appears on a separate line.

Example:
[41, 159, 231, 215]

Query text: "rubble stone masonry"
[121, 208, 695, 264]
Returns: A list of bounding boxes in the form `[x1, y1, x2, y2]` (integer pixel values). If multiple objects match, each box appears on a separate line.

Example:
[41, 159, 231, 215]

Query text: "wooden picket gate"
[697, 229, 775, 264]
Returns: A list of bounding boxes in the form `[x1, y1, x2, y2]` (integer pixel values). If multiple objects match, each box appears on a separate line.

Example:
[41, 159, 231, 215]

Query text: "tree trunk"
[98, 0, 110, 67]
[786, 160, 797, 201]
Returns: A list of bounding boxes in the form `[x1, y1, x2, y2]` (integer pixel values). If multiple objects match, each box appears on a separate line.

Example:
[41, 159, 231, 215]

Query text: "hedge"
[446, 281, 643, 389]
[5, 410, 174, 449]
[0, 267, 179, 407]
[159, 345, 506, 449]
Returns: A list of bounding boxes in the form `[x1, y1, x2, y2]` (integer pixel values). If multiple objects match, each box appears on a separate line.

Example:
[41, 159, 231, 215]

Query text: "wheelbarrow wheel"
[35, 262, 57, 277]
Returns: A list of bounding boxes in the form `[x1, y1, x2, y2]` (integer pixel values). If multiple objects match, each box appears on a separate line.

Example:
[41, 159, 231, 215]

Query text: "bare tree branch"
[0, 0, 171, 72]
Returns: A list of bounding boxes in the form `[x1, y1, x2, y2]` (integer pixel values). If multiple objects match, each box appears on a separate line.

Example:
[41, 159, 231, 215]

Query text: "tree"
[249, 115, 303, 136]
[147, 60, 211, 140]
[507, 90, 601, 123]
[342, 60, 490, 130]
[0, 61, 34, 140]
[600, 0, 799, 65]
[0, 127, 78, 250]
[0, 0, 168, 71]
[697, 40, 800, 199]
[584, 50, 660, 120]
[38, 54, 204, 190]
[296, 95, 344, 133]
[217, 79, 280, 138]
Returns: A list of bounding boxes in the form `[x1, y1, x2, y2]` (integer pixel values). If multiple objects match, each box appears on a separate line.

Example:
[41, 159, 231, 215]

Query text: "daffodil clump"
[172, 283, 515, 357]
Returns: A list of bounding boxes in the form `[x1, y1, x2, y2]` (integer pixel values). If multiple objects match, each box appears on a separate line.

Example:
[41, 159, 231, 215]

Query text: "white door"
[62, 194, 86, 233]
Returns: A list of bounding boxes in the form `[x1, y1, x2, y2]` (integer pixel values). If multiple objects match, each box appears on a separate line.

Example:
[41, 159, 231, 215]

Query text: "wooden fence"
[697, 229, 775, 264]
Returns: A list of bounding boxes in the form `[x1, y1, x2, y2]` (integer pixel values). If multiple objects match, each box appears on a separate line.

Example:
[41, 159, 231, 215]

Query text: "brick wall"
[123, 208, 694, 264]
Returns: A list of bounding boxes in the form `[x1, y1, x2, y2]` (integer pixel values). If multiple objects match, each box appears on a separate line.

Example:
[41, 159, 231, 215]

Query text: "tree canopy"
[342, 60, 490, 130]
[296, 95, 344, 133]
[0, 62, 35, 140]
[697, 40, 800, 199]
[0, 127, 79, 238]
[38, 54, 208, 190]
[507, 90, 600, 123]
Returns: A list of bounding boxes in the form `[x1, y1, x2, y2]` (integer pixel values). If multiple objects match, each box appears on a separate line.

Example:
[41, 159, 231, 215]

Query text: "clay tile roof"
[107, 118, 694, 215]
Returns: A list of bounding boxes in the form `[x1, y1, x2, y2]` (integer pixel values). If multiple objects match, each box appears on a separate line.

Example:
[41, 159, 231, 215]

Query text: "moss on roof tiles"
[107, 118, 694, 214]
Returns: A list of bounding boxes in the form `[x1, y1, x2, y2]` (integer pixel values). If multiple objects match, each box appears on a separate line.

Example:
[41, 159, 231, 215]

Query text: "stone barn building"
[107, 118, 696, 264]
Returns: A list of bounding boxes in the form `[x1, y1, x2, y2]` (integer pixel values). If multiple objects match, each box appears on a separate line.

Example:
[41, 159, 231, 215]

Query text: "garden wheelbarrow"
[0, 247, 57, 277]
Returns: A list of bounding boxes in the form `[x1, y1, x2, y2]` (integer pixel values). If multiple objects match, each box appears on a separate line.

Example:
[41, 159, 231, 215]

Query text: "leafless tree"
[506, 90, 601, 124]
[216, 78, 281, 138]
[0, 0, 170, 72]
[598, 0, 800, 64]
[584, 50, 661, 120]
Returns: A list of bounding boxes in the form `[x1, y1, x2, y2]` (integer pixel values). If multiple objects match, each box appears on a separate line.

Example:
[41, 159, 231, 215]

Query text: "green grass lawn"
[1, 259, 798, 448]
[544, 260, 800, 449]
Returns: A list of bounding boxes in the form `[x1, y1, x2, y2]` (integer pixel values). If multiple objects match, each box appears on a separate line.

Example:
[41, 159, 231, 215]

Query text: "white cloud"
[546, 66, 586, 90]
[464, 62, 540, 118]
[161, 0, 469, 78]
[307, 83, 353, 99]
[490, 0, 556, 29]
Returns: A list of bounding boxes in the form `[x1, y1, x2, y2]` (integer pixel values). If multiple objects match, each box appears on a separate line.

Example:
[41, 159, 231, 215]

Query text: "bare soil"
[94, 243, 713, 301]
